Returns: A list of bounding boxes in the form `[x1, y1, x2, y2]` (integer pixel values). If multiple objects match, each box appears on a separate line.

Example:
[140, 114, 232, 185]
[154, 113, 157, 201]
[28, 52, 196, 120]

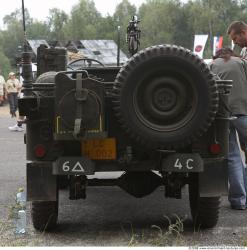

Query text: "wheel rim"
[133, 69, 198, 132]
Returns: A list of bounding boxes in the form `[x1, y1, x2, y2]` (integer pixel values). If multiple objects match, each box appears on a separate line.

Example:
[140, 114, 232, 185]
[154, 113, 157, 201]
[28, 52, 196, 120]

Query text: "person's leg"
[17, 116, 24, 125]
[238, 137, 247, 164]
[7, 93, 15, 117]
[228, 123, 247, 208]
[234, 116, 247, 195]
[17, 115, 24, 129]
[13, 93, 18, 116]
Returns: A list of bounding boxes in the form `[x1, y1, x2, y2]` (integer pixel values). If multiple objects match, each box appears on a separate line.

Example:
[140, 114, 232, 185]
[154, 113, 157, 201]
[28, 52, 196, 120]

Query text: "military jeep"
[19, 44, 231, 231]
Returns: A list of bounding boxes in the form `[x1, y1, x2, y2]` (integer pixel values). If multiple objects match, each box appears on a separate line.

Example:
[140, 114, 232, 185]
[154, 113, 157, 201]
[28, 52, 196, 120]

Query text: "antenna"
[20, 0, 33, 93]
[21, 0, 28, 52]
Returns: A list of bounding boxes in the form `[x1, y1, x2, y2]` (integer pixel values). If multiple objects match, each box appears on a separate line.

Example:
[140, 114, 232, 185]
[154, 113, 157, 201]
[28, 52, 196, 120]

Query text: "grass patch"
[242, 237, 247, 246]
[121, 214, 186, 246]
[149, 214, 185, 246]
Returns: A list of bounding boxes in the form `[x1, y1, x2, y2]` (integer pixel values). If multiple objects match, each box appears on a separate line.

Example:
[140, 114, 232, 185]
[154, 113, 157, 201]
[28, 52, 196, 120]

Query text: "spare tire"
[35, 71, 56, 84]
[35, 71, 56, 96]
[114, 45, 219, 149]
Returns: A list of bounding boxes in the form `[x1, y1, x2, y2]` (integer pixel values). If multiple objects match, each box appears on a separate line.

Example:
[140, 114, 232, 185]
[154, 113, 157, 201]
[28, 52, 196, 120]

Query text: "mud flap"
[199, 158, 228, 197]
[27, 162, 57, 201]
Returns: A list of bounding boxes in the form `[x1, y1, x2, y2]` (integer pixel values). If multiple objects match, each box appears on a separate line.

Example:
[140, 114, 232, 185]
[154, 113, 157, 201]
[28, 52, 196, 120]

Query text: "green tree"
[139, 0, 183, 48]
[48, 8, 68, 41]
[28, 21, 50, 40]
[97, 15, 116, 40]
[64, 0, 102, 40]
[2, 10, 25, 65]
[172, 2, 194, 49]
[0, 49, 12, 78]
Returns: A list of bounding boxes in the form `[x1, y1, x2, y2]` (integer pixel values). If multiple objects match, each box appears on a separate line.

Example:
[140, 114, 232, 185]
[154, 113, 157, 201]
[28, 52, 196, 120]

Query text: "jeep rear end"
[19, 44, 231, 231]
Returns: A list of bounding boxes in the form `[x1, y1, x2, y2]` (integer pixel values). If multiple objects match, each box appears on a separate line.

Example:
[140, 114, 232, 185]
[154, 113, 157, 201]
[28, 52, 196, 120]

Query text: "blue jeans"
[7, 92, 18, 116]
[228, 116, 247, 207]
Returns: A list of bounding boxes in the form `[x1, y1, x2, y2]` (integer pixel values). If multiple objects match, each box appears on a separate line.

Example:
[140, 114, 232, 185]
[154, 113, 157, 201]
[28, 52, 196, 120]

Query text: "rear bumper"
[27, 156, 228, 201]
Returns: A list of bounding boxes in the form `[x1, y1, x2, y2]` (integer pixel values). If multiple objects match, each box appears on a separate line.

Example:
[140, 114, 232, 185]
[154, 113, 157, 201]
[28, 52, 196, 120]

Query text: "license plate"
[81, 138, 116, 160]
[162, 153, 203, 172]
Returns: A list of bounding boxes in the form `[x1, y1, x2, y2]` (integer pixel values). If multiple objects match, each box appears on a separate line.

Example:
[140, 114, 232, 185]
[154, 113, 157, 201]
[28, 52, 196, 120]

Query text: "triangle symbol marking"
[72, 162, 85, 172]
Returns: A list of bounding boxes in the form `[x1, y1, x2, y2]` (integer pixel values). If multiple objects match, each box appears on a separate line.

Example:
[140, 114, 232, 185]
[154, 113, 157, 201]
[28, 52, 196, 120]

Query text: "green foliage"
[48, 8, 68, 41]
[27, 21, 50, 40]
[97, 15, 116, 40]
[0, 49, 12, 78]
[139, 0, 183, 48]
[1, 14, 24, 65]
[0, 0, 247, 68]
[65, 0, 102, 40]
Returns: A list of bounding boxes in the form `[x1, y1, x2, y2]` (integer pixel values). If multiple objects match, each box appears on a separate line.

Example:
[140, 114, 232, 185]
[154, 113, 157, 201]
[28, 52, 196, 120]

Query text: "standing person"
[211, 48, 247, 210]
[6, 71, 24, 132]
[0, 69, 5, 106]
[227, 21, 247, 58]
[228, 21, 247, 162]
[227, 21, 247, 49]
[5, 72, 22, 118]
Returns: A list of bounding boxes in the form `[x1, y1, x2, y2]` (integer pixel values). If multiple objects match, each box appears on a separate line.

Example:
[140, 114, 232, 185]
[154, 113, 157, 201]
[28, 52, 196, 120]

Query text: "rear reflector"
[34, 144, 46, 158]
[209, 143, 221, 155]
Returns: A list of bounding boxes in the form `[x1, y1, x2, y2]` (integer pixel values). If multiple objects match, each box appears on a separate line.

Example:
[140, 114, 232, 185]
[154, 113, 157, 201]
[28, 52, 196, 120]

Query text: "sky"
[0, 0, 146, 28]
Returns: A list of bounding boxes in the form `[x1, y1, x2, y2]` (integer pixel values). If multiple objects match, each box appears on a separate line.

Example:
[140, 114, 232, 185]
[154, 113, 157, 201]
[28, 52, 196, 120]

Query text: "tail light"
[209, 143, 221, 155]
[34, 144, 46, 158]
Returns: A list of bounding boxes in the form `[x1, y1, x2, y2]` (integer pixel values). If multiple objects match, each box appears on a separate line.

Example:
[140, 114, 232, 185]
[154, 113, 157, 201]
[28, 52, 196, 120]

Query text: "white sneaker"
[17, 126, 24, 132]
[8, 124, 24, 132]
